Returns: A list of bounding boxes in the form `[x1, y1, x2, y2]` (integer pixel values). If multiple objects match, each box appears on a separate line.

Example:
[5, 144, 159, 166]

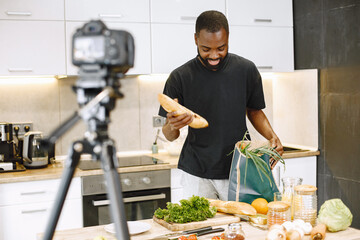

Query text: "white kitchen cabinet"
[0, 0, 64, 20]
[0, 21, 66, 76]
[229, 26, 294, 72]
[226, 0, 293, 27]
[66, 21, 151, 75]
[65, 0, 150, 23]
[171, 168, 184, 204]
[151, 24, 197, 74]
[0, 177, 82, 240]
[151, 0, 225, 23]
[272, 156, 317, 192]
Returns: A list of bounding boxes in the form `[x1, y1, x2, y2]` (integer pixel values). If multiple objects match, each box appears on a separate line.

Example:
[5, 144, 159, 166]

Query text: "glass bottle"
[224, 223, 245, 240]
[281, 177, 303, 219]
[293, 184, 318, 226]
[267, 201, 291, 228]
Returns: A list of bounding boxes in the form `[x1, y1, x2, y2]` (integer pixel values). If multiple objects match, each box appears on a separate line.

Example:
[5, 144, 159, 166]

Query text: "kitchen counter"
[37, 218, 360, 240]
[0, 148, 319, 184]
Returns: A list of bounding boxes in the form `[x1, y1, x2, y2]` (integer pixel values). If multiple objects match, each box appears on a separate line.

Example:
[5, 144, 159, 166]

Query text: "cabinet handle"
[6, 11, 32, 16]
[98, 14, 123, 18]
[21, 209, 47, 214]
[257, 66, 273, 70]
[180, 16, 197, 21]
[92, 199, 110, 207]
[254, 18, 272, 23]
[20, 190, 46, 196]
[8, 68, 33, 72]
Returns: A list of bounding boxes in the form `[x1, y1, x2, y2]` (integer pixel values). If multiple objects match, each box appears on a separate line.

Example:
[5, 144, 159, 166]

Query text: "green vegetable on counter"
[154, 195, 217, 223]
[317, 198, 353, 232]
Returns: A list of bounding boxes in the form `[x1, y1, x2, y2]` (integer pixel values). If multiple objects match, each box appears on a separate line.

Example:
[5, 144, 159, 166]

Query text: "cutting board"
[153, 213, 240, 231]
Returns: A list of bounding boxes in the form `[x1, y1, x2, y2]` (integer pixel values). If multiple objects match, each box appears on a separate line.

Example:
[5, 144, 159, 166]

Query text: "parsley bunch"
[154, 196, 217, 223]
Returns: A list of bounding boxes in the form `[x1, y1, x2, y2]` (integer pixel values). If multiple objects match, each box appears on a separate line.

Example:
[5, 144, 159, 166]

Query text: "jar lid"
[267, 201, 290, 211]
[294, 184, 317, 192]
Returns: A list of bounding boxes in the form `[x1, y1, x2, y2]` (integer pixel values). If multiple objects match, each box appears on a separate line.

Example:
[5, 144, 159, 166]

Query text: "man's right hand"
[166, 111, 194, 131]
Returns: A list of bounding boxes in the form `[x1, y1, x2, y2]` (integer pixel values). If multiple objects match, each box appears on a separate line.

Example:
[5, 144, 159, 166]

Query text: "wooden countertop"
[37, 218, 360, 240]
[0, 149, 319, 184]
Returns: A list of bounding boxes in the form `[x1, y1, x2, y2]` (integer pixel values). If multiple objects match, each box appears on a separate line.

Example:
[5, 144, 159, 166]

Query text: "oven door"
[83, 187, 170, 227]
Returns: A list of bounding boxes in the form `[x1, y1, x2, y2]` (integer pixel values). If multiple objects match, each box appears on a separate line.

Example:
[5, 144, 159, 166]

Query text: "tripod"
[42, 65, 130, 240]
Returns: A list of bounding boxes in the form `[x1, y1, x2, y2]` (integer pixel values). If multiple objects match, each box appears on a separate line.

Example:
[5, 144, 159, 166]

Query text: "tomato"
[187, 234, 197, 240]
[178, 236, 188, 240]
[220, 233, 225, 238]
[211, 237, 220, 240]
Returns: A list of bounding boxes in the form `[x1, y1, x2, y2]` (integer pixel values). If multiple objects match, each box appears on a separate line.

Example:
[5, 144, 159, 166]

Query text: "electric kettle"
[23, 131, 48, 168]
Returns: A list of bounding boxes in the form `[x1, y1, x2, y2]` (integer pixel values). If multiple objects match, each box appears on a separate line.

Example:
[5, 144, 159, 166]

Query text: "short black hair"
[195, 10, 229, 36]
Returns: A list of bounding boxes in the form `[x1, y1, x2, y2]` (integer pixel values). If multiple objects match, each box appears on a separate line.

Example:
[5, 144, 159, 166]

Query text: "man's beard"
[197, 49, 227, 71]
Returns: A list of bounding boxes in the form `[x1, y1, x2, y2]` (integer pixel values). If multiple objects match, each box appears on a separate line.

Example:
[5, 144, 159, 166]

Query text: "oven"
[81, 169, 170, 227]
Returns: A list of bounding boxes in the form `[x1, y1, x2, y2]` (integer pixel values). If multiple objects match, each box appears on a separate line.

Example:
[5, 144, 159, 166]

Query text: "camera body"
[72, 20, 134, 74]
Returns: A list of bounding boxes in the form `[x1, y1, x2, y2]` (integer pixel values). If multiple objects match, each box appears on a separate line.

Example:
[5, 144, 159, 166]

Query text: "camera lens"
[88, 26, 96, 32]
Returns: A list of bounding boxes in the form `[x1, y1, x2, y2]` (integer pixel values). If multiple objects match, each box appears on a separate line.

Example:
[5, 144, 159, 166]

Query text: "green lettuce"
[154, 195, 217, 223]
[317, 198, 353, 232]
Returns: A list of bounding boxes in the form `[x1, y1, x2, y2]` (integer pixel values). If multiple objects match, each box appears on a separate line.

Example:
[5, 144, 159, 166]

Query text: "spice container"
[267, 201, 291, 228]
[293, 184, 317, 226]
[281, 177, 303, 219]
[224, 223, 245, 240]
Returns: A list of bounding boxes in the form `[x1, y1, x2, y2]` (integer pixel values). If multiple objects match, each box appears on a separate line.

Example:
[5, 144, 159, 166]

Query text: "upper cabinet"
[0, 0, 64, 20]
[226, 0, 294, 72]
[65, 0, 150, 22]
[151, 0, 225, 23]
[226, 0, 293, 27]
[150, 0, 226, 73]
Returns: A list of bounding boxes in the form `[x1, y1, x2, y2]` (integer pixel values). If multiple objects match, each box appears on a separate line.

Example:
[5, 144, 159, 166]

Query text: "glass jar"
[267, 201, 291, 228]
[281, 177, 303, 219]
[224, 223, 245, 240]
[293, 184, 317, 226]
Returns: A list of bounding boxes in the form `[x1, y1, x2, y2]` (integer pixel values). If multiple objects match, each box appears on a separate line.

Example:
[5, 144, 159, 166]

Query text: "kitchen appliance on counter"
[81, 155, 170, 227]
[0, 122, 15, 162]
[23, 131, 54, 168]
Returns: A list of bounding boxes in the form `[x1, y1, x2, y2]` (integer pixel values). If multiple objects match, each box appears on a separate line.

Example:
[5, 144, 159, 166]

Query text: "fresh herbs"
[154, 196, 217, 223]
[237, 132, 285, 187]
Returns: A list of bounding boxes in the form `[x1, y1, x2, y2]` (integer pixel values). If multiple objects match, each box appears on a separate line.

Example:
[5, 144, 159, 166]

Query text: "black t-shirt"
[158, 53, 265, 179]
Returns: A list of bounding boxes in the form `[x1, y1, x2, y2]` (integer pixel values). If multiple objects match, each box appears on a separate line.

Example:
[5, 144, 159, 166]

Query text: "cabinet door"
[65, 0, 150, 22]
[229, 26, 294, 72]
[0, 199, 82, 240]
[227, 0, 293, 27]
[0, 21, 66, 76]
[0, 0, 64, 20]
[65, 22, 151, 75]
[151, 24, 197, 74]
[151, 0, 226, 23]
[274, 156, 317, 192]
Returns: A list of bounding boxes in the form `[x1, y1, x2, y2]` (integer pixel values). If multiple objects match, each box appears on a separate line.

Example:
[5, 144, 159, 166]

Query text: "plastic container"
[267, 201, 291, 228]
[293, 184, 318, 226]
[224, 223, 245, 240]
[281, 177, 303, 219]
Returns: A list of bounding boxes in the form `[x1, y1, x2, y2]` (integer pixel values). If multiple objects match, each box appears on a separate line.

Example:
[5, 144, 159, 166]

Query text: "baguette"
[208, 199, 257, 216]
[158, 93, 209, 129]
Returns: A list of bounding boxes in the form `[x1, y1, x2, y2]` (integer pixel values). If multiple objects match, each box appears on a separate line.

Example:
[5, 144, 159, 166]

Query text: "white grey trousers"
[179, 169, 229, 201]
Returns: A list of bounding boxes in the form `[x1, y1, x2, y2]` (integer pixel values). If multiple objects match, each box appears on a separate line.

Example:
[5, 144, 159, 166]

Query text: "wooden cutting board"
[153, 213, 240, 231]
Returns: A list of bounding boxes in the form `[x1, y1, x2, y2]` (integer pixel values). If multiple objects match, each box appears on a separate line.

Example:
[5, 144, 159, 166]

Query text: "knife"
[151, 227, 225, 240]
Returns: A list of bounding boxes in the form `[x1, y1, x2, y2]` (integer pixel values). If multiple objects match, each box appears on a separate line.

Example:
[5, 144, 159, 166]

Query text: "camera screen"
[73, 36, 105, 63]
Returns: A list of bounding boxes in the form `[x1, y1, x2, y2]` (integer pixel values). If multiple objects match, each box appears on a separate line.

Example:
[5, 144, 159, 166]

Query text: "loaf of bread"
[158, 93, 209, 129]
[208, 199, 257, 216]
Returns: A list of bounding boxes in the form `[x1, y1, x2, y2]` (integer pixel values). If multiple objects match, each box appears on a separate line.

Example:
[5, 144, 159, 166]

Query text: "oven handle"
[92, 193, 167, 206]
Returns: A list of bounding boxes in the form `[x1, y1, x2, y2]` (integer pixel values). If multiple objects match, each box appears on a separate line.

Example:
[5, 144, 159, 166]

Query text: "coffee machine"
[0, 123, 15, 162]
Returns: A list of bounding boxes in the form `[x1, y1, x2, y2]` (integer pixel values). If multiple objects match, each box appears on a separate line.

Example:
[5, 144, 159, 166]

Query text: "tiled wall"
[0, 70, 317, 156]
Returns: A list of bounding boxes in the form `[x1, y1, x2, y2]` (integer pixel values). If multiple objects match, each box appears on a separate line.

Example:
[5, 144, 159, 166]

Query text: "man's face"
[195, 27, 229, 71]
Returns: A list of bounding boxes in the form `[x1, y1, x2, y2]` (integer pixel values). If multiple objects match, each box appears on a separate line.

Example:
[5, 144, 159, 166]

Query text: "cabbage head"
[318, 198, 353, 232]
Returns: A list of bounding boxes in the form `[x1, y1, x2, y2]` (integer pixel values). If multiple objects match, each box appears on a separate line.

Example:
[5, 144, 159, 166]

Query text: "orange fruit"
[251, 198, 269, 215]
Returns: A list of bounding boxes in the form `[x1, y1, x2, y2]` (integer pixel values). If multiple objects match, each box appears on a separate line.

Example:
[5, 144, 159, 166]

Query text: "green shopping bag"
[228, 141, 280, 204]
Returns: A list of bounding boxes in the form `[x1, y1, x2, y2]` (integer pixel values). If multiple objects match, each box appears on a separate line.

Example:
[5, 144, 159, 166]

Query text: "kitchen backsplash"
[0, 69, 317, 156]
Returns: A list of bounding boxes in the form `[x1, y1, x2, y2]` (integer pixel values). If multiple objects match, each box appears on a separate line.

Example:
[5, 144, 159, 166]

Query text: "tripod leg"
[101, 140, 130, 240]
[42, 141, 83, 240]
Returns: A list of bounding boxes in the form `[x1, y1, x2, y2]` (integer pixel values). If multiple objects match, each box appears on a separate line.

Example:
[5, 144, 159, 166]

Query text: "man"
[158, 10, 283, 201]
